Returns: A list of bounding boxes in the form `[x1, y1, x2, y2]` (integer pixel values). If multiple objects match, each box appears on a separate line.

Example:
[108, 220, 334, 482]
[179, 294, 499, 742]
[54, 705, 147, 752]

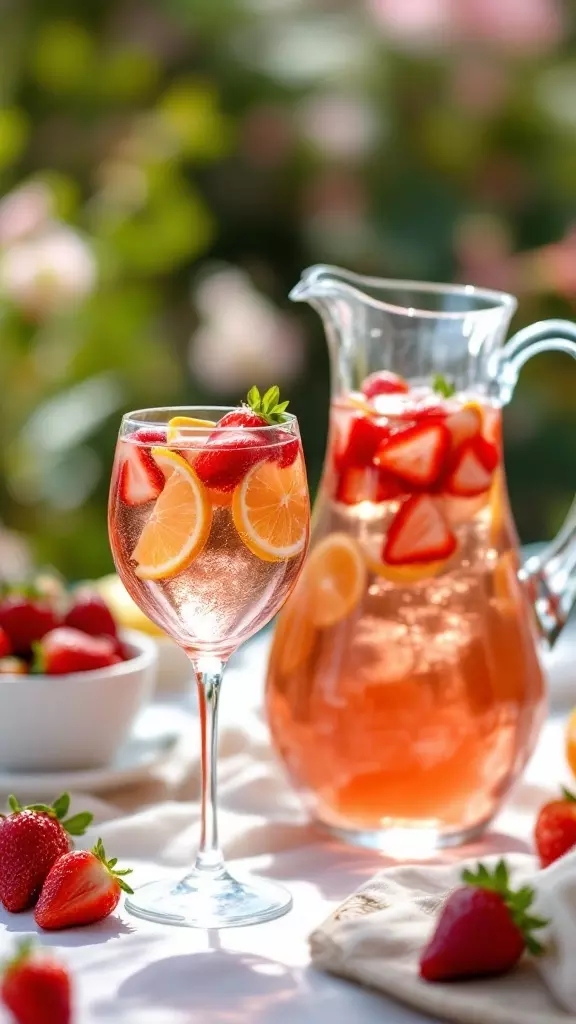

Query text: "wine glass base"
[125, 869, 293, 929]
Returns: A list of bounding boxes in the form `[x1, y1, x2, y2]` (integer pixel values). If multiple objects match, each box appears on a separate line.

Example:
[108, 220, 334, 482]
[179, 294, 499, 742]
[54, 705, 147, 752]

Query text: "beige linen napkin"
[310, 854, 576, 1023]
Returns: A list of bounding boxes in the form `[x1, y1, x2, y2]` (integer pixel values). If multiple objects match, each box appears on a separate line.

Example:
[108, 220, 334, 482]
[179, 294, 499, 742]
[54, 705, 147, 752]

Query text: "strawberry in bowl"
[0, 574, 157, 772]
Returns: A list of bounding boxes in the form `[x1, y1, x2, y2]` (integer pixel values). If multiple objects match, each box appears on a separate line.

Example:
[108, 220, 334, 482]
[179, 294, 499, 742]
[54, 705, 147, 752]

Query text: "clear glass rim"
[121, 406, 299, 435]
[292, 264, 518, 321]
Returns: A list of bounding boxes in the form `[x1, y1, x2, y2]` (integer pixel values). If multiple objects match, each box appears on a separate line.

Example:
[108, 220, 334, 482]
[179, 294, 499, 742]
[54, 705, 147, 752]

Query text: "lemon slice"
[133, 449, 212, 580]
[367, 555, 448, 584]
[232, 456, 309, 562]
[167, 415, 216, 442]
[306, 533, 367, 628]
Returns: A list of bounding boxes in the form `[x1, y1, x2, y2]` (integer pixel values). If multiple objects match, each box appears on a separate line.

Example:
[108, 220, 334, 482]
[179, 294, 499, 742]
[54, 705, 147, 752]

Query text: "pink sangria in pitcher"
[266, 266, 576, 852]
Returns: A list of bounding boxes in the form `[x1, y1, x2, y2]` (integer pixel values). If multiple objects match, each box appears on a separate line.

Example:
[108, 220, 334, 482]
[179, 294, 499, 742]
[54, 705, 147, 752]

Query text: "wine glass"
[108, 405, 310, 927]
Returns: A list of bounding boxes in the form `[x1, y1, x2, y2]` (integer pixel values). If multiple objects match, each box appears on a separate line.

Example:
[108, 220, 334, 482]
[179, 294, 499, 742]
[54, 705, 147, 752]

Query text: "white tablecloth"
[0, 622, 575, 1024]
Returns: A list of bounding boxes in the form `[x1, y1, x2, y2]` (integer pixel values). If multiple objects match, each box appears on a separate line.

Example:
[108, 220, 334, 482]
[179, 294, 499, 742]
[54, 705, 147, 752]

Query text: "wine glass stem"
[191, 656, 226, 876]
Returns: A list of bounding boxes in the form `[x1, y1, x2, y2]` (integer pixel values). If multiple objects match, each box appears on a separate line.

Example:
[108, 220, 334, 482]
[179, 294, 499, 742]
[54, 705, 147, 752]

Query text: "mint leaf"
[432, 374, 456, 398]
[64, 811, 94, 836]
[52, 793, 70, 820]
[247, 385, 260, 409]
[262, 385, 280, 413]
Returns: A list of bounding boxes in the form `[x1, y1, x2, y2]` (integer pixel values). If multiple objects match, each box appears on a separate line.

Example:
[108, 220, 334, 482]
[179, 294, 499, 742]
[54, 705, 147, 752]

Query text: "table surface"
[0, 617, 574, 1024]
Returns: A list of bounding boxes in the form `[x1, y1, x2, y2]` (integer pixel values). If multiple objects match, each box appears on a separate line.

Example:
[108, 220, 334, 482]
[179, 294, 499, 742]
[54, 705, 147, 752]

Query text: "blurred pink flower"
[297, 93, 378, 159]
[453, 213, 520, 292]
[368, 0, 450, 43]
[0, 183, 52, 247]
[0, 226, 97, 319]
[456, 0, 563, 52]
[531, 228, 576, 302]
[369, 0, 563, 51]
[189, 267, 304, 394]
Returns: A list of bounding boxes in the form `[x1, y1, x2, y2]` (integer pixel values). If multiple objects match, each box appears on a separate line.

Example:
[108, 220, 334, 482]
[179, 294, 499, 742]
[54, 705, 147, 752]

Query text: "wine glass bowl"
[108, 404, 310, 927]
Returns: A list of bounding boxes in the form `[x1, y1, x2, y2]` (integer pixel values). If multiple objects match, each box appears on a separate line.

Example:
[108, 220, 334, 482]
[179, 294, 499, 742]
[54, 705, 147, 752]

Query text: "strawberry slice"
[445, 403, 482, 450]
[361, 371, 408, 399]
[34, 838, 133, 930]
[217, 409, 267, 429]
[445, 435, 499, 497]
[374, 422, 450, 487]
[339, 415, 390, 469]
[334, 467, 404, 505]
[118, 434, 164, 506]
[193, 432, 265, 491]
[383, 494, 456, 565]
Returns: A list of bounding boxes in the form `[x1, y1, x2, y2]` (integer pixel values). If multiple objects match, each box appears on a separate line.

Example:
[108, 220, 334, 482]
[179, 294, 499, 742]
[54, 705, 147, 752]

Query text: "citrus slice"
[306, 533, 366, 628]
[132, 449, 212, 580]
[367, 554, 448, 584]
[360, 532, 451, 584]
[167, 415, 216, 442]
[232, 457, 309, 562]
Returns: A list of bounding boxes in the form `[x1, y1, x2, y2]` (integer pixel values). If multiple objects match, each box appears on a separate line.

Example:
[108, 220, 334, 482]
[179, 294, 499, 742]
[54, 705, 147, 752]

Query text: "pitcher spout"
[289, 264, 350, 304]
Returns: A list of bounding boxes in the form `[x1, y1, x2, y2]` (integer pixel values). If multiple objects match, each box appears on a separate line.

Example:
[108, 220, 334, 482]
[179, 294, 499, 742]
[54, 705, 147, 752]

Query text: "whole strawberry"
[1, 940, 71, 1024]
[0, 793, 93, 912]
[0, 594, 60, 656]
[64, 589, 117, 639]
[35, 838, 133, 930]
[535, 786, 576, 868]
[195, 385, 298, 490]
[37, 628, 121, 675]
[420, 860, 547, 982]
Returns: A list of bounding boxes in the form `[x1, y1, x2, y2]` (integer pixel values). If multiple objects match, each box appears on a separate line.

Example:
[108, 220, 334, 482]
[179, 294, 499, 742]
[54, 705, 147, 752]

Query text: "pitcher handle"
[495, 319, 576, 645]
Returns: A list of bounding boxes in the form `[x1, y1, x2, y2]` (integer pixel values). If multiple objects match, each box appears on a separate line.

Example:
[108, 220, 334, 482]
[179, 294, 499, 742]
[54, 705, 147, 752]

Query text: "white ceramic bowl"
[0, 629, 157, 772]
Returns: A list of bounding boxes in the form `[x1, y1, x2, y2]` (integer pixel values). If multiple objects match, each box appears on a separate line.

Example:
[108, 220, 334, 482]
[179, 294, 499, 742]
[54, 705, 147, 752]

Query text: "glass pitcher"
[266, 265, 576, 854]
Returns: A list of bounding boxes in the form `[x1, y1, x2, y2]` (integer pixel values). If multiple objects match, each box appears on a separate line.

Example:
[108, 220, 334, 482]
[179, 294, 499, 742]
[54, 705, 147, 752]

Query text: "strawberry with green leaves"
[535, 786, 576, 868]
[420, 859, 547, 982]
[194, 385, 298, 490]
[1, 940, 72, 1024]
[0, 793, 93, 912]
[35, 838, 133, 930]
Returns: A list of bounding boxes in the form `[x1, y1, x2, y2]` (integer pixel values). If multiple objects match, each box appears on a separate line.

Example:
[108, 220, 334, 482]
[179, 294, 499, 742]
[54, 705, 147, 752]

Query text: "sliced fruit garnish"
[361, 370, 409, 399]
[132, 449, 212, 580]
[194, 432, 265, 491]
[242, 384, 291, 425]
[167, 415, 217, 441]
[374, 422, 450, 488]
[367, 552, 449, 584]
[445, 435, 498, 497]
[232, 457, 309, 562]
[445, 402, 483, 450]
[118, 439, 164, 506]
[306, 533, 367, 628]
[339, 414, 390, 469]
[383, 494, 457, 565]
[334, 466, 404, 505]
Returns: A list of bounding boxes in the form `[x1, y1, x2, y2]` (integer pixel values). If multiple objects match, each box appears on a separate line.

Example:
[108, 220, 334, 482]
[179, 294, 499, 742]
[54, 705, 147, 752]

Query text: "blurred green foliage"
[0, 0, 574, 578]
